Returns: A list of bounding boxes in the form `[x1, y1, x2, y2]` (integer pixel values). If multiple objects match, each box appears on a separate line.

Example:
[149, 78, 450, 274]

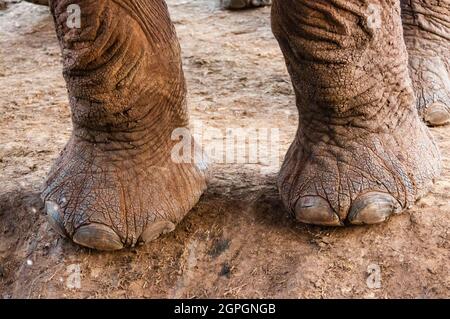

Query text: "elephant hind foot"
[401, 0, 450, 126]
[408, 55, 450, 127]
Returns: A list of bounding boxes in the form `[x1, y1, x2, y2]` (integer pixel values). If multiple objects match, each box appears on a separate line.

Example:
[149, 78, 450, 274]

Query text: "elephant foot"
[43, 137, 207, 250]
[401, 0, 450, 126]
[278, 118, 441, 226]
[272, 0, 442, 226]
[222, 0, 271, 10]
[408, 55, 450, 126]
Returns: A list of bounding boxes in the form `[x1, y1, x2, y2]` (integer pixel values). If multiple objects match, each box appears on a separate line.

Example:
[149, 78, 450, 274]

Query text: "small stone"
[219, 263, 232, 278]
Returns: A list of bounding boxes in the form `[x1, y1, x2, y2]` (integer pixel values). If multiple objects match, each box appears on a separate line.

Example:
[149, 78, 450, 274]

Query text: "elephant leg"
[44, 0, 207, 250]
[272, 0, 441, 226]
[401, 0, 450, 126]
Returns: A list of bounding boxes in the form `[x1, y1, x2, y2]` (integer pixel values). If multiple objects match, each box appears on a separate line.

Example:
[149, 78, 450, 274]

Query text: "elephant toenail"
[139, 221, 176, 243]
[45, 201, 68, 238]
[424, 102, 450, 126]
[294, 196, 342, 226]
[348, 192, 402, 225]
[73, 224, 124, 251]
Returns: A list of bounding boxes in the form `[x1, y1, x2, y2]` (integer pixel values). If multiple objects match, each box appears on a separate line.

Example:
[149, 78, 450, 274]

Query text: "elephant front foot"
[222, 0, 271, 10]
[45, 0, 207, 250]
[43, 136, 207, 251]
[278, 117, 441, 226]
[408, 55, 450, 126]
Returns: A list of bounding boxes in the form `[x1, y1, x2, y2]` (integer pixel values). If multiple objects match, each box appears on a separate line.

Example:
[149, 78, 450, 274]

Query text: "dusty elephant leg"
[44, 0, 207, 250]
[272, 0, 441, 226]
[401, 0, 450, 126]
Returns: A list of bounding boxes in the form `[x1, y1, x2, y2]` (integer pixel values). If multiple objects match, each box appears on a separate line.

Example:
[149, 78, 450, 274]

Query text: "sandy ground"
[0, 0, 449, 299]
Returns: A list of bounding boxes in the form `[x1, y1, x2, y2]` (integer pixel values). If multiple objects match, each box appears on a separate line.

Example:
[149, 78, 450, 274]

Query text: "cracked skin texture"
[401, 0, 450, 126]
[42, 0, 442, 250]
[43, 0, 207, 250]
[271, 0, 441, 225]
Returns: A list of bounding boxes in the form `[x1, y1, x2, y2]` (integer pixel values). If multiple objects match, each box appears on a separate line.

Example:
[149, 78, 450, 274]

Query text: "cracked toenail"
[295, 196, 342, 226]
[348, 192, 401, 225]
[45, 201, 67, 238]
[73, 224, 123, 251]
[140, 221, 176, 243]
[424, 102, 450, 126]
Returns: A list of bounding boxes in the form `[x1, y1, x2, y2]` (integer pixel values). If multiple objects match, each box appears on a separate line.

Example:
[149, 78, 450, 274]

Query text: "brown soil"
[0, 0, 449, 299]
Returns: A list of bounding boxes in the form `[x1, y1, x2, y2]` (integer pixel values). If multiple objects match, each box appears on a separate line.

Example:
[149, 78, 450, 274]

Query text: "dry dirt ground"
[0, 0, 449, 299]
